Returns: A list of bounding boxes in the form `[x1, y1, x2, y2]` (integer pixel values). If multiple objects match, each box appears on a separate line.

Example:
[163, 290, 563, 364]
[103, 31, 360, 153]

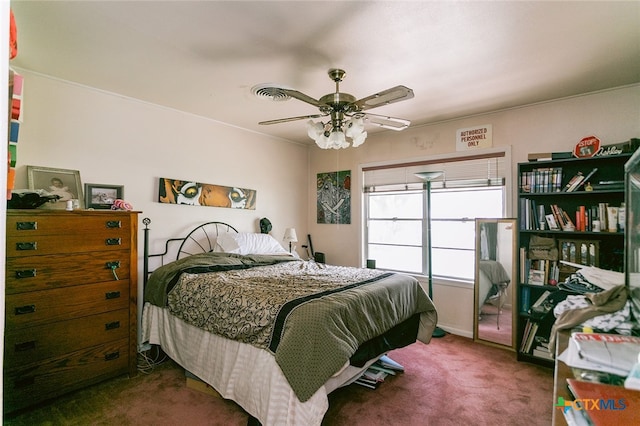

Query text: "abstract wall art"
[317, 170, 351, 224]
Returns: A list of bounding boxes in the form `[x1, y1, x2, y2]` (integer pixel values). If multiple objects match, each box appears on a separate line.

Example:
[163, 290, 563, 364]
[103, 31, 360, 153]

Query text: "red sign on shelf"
[573, 136, 601, 158]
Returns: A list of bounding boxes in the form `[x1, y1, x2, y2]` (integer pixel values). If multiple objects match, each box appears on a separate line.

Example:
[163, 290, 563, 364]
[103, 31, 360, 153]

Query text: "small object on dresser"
[111, 199, 133, 211]
[7, 190, 60, 209]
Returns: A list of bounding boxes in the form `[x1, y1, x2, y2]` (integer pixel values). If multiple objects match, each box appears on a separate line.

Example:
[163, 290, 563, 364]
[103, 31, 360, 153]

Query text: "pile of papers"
[558, 332, 640, 377]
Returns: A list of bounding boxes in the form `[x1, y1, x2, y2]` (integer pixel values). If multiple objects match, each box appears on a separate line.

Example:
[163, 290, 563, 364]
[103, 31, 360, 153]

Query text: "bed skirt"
[141, 303, 380, 426]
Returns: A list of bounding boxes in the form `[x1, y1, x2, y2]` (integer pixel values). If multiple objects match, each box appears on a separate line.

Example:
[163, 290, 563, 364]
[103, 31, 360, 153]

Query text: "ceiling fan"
[254, 69, 414, 149]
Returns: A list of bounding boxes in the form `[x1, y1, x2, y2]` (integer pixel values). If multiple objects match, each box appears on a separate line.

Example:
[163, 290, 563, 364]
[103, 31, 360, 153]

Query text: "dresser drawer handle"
[15, 304, 36, 315]
[16, 221, 37, 230]
[15, 269, 37, 279]
[14, 376, 35, 389]
[105, 321, 121, 330]
[106, 220, 122, 228]
[105, 291, 121, 300]
[15, 341, 36, 352]
[16, 241, 37, 251]
[105, 238, 121, 246]
[105, 351, 120, 361]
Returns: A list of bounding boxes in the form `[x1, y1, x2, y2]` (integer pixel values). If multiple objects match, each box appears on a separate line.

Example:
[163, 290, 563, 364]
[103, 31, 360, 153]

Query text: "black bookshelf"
[516, 153, 630, 366]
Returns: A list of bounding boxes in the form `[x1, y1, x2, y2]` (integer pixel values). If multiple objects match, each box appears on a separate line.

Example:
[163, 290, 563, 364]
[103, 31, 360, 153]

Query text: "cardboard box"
[185, 370, 221, 398]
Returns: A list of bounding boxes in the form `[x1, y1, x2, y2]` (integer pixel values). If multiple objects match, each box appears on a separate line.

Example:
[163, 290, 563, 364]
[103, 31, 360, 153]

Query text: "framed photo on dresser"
[85, 183, 124, 210]
[27, 165, 83, 209]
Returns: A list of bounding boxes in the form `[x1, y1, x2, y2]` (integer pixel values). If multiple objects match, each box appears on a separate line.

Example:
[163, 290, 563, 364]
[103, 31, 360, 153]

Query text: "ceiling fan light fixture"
[351, 130, 367, 148]
[363, 115, 410, 131]
[307, 120, 324, 139]
[328, 129, 349, 149]
[307, 118, 367, 149]
[257, 69, 414, 147]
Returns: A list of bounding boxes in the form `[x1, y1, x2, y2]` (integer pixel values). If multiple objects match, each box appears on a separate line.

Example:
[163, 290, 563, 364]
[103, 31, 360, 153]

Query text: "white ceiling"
[9, 1, 640, 145]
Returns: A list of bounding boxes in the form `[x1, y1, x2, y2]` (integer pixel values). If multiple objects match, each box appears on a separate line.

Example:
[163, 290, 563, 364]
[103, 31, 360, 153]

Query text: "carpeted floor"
[3, 334, 553, 426]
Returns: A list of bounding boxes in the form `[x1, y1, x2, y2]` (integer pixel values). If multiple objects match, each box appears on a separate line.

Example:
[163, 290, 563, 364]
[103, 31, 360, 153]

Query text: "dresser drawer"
[6, 250, 130, 294]
[6, 280, 130, 329]
[6, 230, 131, 257]
[4, 309, 129, 367]
[3, 338, 129, 413]
[6, 213, 130, 237]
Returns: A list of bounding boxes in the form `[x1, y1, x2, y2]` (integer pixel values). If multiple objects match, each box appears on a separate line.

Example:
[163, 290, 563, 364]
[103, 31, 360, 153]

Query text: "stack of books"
[354, 355, 405, 389]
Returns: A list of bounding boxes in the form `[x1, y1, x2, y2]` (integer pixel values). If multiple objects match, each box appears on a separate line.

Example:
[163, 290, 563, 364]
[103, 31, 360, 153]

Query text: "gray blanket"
[144, 253, 437, 402]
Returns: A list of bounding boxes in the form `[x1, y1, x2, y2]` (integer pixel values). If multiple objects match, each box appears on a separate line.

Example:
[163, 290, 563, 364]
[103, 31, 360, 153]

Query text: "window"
[363, 151, 508, 281]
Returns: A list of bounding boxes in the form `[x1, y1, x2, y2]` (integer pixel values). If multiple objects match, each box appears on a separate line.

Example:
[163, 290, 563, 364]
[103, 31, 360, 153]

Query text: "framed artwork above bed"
[158, 178, 256, 210]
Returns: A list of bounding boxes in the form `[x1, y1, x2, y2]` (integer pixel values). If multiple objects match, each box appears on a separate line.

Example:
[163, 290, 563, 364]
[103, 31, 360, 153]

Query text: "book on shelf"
[562, 172, 584, 192]
[532, 335, 553, 359]
[528, 289, 557, 320]
[527, 259, 557, 286]
[545, 213, 559, 231]
[520, 320, 540, 353]
[527, 268, 545, 286]
[592, 180, 624, 191]
[566, 379, 640, 425]
[530, 290, 552, 311]
[519, 247, 529, 284]
[520, 286, 531, 313]
[520, 167, 563, 193]
[532, 346, 553, 360]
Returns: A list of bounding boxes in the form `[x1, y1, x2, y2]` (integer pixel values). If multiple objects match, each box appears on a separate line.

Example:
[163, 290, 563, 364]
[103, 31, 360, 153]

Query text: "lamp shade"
[283, 228, 298, 243]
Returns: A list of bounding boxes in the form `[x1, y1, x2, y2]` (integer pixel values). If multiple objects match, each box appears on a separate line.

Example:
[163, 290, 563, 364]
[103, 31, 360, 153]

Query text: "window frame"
[360, 147, 512, 283]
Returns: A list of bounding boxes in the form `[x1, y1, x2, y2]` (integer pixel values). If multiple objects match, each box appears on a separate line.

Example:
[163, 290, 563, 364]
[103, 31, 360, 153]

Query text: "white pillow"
[217, 232, 290, 256]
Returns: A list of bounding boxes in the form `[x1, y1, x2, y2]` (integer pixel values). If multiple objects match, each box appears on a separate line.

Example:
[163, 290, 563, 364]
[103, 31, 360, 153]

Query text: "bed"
[141, 220, 438, 425]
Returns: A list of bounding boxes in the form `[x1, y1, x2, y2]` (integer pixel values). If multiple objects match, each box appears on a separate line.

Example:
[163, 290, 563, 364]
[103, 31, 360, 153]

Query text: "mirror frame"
[473, 218, 517, 351]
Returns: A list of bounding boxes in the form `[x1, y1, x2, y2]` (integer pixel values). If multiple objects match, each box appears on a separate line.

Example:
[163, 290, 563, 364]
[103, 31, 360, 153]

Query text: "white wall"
[8, 70, 640, 343]
[11, 70, 310, 344]
[309, 84, 640, 338]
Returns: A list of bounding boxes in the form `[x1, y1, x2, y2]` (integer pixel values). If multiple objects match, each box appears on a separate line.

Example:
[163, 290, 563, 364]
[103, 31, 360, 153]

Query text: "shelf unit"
[516, 153, 631, 366]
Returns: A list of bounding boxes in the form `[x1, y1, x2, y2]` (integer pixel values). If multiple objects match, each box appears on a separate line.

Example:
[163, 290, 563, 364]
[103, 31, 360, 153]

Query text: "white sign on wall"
[456, 124, 493, 151]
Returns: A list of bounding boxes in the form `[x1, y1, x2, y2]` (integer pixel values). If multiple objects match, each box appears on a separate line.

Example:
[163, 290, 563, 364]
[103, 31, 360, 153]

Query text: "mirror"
[474, 218, 517, 350]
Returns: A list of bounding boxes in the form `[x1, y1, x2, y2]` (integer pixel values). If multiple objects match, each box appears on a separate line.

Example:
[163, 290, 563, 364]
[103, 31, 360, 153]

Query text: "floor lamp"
[415, 171, 446, 338]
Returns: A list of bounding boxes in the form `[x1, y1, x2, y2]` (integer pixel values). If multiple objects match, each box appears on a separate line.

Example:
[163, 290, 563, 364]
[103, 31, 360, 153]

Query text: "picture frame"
[27, 165, 83, 210]
[85, 183, 124, 210]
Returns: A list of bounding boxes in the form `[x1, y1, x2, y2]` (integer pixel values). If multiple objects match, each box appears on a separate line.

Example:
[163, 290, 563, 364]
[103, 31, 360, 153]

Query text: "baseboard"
[437, 324, 472, 339]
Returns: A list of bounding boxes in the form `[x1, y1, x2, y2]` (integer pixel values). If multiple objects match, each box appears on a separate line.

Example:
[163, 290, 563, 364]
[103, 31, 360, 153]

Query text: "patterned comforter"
[144, 253, 437, 402]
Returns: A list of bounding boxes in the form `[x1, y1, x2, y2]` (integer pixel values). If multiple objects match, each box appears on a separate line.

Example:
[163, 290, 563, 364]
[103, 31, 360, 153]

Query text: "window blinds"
[363, 152, 507, 192]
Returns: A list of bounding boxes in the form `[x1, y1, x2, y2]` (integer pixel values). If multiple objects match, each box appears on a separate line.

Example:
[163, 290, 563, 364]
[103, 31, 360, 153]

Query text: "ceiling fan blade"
[360, 112, 411, 131]
[281, 89, 325, 107]
[353, 85, 414, 111]
[259, 113, 326, 125]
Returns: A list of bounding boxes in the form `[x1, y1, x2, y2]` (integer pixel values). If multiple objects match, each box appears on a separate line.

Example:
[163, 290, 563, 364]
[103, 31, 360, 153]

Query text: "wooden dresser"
[4, 209, 139, 413]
